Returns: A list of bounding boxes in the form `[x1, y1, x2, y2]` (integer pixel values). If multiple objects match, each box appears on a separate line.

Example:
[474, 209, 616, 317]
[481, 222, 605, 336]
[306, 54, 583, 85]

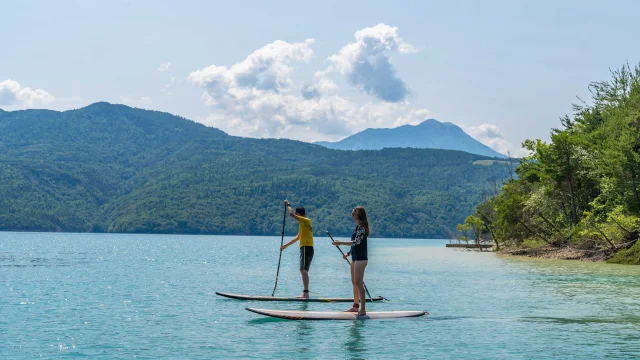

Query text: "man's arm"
[281, 234, 300, 250]
[287, 205, 301, 221]
[284, 200, 302, 222]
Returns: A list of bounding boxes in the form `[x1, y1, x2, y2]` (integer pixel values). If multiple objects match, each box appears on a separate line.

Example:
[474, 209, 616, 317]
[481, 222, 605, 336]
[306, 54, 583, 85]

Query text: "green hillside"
[0, 103, 510, 238]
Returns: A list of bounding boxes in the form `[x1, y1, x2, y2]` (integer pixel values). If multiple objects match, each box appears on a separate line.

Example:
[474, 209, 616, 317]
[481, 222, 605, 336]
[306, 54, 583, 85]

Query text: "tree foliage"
[466, 62, 640, 262]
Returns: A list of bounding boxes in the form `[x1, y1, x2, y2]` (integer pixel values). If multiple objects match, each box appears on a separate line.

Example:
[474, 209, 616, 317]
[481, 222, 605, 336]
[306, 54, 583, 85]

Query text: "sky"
[2, 0, 639, 156]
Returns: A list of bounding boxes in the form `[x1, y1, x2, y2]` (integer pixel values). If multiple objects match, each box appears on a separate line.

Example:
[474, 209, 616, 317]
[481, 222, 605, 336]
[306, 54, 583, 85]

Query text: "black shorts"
[351, 245, 368, 262]
[299, 246, 314, 271]
[351, 250, 368, 262]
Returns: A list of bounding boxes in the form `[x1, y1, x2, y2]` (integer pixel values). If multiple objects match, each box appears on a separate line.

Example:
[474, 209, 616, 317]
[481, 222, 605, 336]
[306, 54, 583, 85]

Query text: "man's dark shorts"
[299, 246, 314, 271]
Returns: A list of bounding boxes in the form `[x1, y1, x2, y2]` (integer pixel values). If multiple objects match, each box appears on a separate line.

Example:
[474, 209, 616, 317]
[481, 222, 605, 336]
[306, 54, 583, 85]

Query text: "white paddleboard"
[246, 307, 427, 320]
[216, 292, 384, 302]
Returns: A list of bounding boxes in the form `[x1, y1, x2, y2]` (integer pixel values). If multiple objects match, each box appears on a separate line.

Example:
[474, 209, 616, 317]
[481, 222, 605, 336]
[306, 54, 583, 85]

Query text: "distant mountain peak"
[415, 118, 457, 128]
[80, 102, 129, 111]
[314, 119, 505, 158]
[87, 101, 113, 106]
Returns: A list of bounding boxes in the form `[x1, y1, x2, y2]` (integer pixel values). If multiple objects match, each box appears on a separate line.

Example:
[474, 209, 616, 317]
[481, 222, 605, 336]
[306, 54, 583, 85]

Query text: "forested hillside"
[0, 102, 510, 238]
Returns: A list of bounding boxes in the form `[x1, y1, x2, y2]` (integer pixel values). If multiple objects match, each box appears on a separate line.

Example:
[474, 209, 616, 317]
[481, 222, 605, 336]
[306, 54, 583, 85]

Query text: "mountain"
[315, 119, 506, 158]
[0, 103, 511, 238]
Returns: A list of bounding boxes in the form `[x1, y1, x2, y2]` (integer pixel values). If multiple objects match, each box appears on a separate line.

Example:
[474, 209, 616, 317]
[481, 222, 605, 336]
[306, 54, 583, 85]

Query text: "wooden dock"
[446, 243, 493, 249]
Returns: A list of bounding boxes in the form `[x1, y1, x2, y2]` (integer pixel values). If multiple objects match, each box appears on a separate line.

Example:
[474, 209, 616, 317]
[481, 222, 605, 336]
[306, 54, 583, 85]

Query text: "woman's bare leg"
[345, 262, 359, 312]
[353, 260, 368, 316]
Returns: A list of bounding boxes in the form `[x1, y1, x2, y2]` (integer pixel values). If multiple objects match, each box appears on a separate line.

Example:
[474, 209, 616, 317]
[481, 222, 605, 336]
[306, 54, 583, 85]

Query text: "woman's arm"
[331, 226, 365, 247]
[331, 241, 353, 246]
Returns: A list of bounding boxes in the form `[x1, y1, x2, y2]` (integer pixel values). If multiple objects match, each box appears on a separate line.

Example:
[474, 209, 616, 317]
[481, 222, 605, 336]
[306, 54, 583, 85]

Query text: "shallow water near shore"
[2, 232, 640, 359]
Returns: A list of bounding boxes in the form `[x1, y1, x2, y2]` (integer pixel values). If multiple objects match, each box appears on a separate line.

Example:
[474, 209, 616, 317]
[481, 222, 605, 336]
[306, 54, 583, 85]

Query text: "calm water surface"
[1, 233, 640, 359]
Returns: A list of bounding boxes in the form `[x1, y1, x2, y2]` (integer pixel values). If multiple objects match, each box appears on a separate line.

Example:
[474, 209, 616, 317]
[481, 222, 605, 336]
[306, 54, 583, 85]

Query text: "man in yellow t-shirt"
[280, 199, 314, 299]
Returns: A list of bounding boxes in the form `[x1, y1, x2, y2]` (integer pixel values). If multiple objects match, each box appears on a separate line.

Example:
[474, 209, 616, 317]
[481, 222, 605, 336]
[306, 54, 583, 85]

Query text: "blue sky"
[2, 0, 639, 155]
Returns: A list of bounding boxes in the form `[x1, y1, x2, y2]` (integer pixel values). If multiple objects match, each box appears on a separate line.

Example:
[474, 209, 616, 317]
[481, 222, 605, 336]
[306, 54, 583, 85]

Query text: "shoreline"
[498, 246, 608, 262]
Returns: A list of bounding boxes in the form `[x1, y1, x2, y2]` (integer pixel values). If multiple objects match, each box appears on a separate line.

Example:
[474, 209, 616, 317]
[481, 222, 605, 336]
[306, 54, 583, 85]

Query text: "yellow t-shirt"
[298, 216, 313, 247]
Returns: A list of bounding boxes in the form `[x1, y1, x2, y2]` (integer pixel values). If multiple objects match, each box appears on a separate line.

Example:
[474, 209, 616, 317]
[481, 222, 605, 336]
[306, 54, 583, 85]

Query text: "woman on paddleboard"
[331, 206, 369, 316]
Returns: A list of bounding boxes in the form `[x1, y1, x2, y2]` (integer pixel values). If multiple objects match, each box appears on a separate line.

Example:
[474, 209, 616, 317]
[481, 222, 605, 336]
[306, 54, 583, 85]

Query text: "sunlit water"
[1, 233, 640, 359]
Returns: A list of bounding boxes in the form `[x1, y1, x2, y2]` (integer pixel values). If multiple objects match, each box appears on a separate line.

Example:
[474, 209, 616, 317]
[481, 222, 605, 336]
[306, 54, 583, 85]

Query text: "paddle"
[271, 202, 287, 296]
[325, 230, 373, 301]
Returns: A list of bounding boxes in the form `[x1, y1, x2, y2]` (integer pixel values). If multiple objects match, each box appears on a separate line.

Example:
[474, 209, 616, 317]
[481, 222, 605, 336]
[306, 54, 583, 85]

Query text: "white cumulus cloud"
[189, 26, 429, 142]
[190, 38, 354, 140]
[327, 23, 416, 102]
[190, 39, 315, 94]
[0, 80, 54, 108]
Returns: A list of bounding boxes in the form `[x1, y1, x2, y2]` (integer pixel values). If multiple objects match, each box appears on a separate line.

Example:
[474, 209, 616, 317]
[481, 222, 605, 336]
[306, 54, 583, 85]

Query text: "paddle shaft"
[271, 203, 287, 296]
[326, 231, 373, 301]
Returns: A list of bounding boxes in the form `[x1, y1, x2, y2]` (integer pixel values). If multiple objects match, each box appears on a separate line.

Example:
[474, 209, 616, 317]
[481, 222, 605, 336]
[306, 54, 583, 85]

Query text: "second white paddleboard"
[246, 307, 427, 320]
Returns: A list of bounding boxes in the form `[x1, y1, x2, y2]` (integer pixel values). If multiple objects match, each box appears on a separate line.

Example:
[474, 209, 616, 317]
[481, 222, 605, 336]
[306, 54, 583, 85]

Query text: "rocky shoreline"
[498, 246, 608, 262]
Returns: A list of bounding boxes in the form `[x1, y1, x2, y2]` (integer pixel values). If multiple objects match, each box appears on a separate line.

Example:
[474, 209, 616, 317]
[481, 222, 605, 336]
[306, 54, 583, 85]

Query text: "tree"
[475, 199, 500, 250]
[456, 223, 471, 244]
[464, 215, 486, 251]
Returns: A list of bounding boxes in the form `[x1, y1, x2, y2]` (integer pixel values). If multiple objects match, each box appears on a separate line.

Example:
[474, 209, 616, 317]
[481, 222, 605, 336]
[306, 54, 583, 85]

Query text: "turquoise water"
[2, 233, 640, 359]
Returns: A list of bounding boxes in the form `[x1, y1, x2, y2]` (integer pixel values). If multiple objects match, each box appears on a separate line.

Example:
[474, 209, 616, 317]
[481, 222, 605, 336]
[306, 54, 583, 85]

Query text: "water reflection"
[295, 303, 312, 354]
[345, 320, 366, 360]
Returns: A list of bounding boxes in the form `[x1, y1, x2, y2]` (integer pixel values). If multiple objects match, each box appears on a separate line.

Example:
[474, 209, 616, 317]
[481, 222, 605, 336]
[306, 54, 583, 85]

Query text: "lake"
[1, 232, 640, 359]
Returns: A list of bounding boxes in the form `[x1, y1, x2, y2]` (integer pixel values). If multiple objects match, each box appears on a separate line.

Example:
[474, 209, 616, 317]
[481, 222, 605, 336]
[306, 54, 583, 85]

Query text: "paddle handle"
[326, 230, 373, 301]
